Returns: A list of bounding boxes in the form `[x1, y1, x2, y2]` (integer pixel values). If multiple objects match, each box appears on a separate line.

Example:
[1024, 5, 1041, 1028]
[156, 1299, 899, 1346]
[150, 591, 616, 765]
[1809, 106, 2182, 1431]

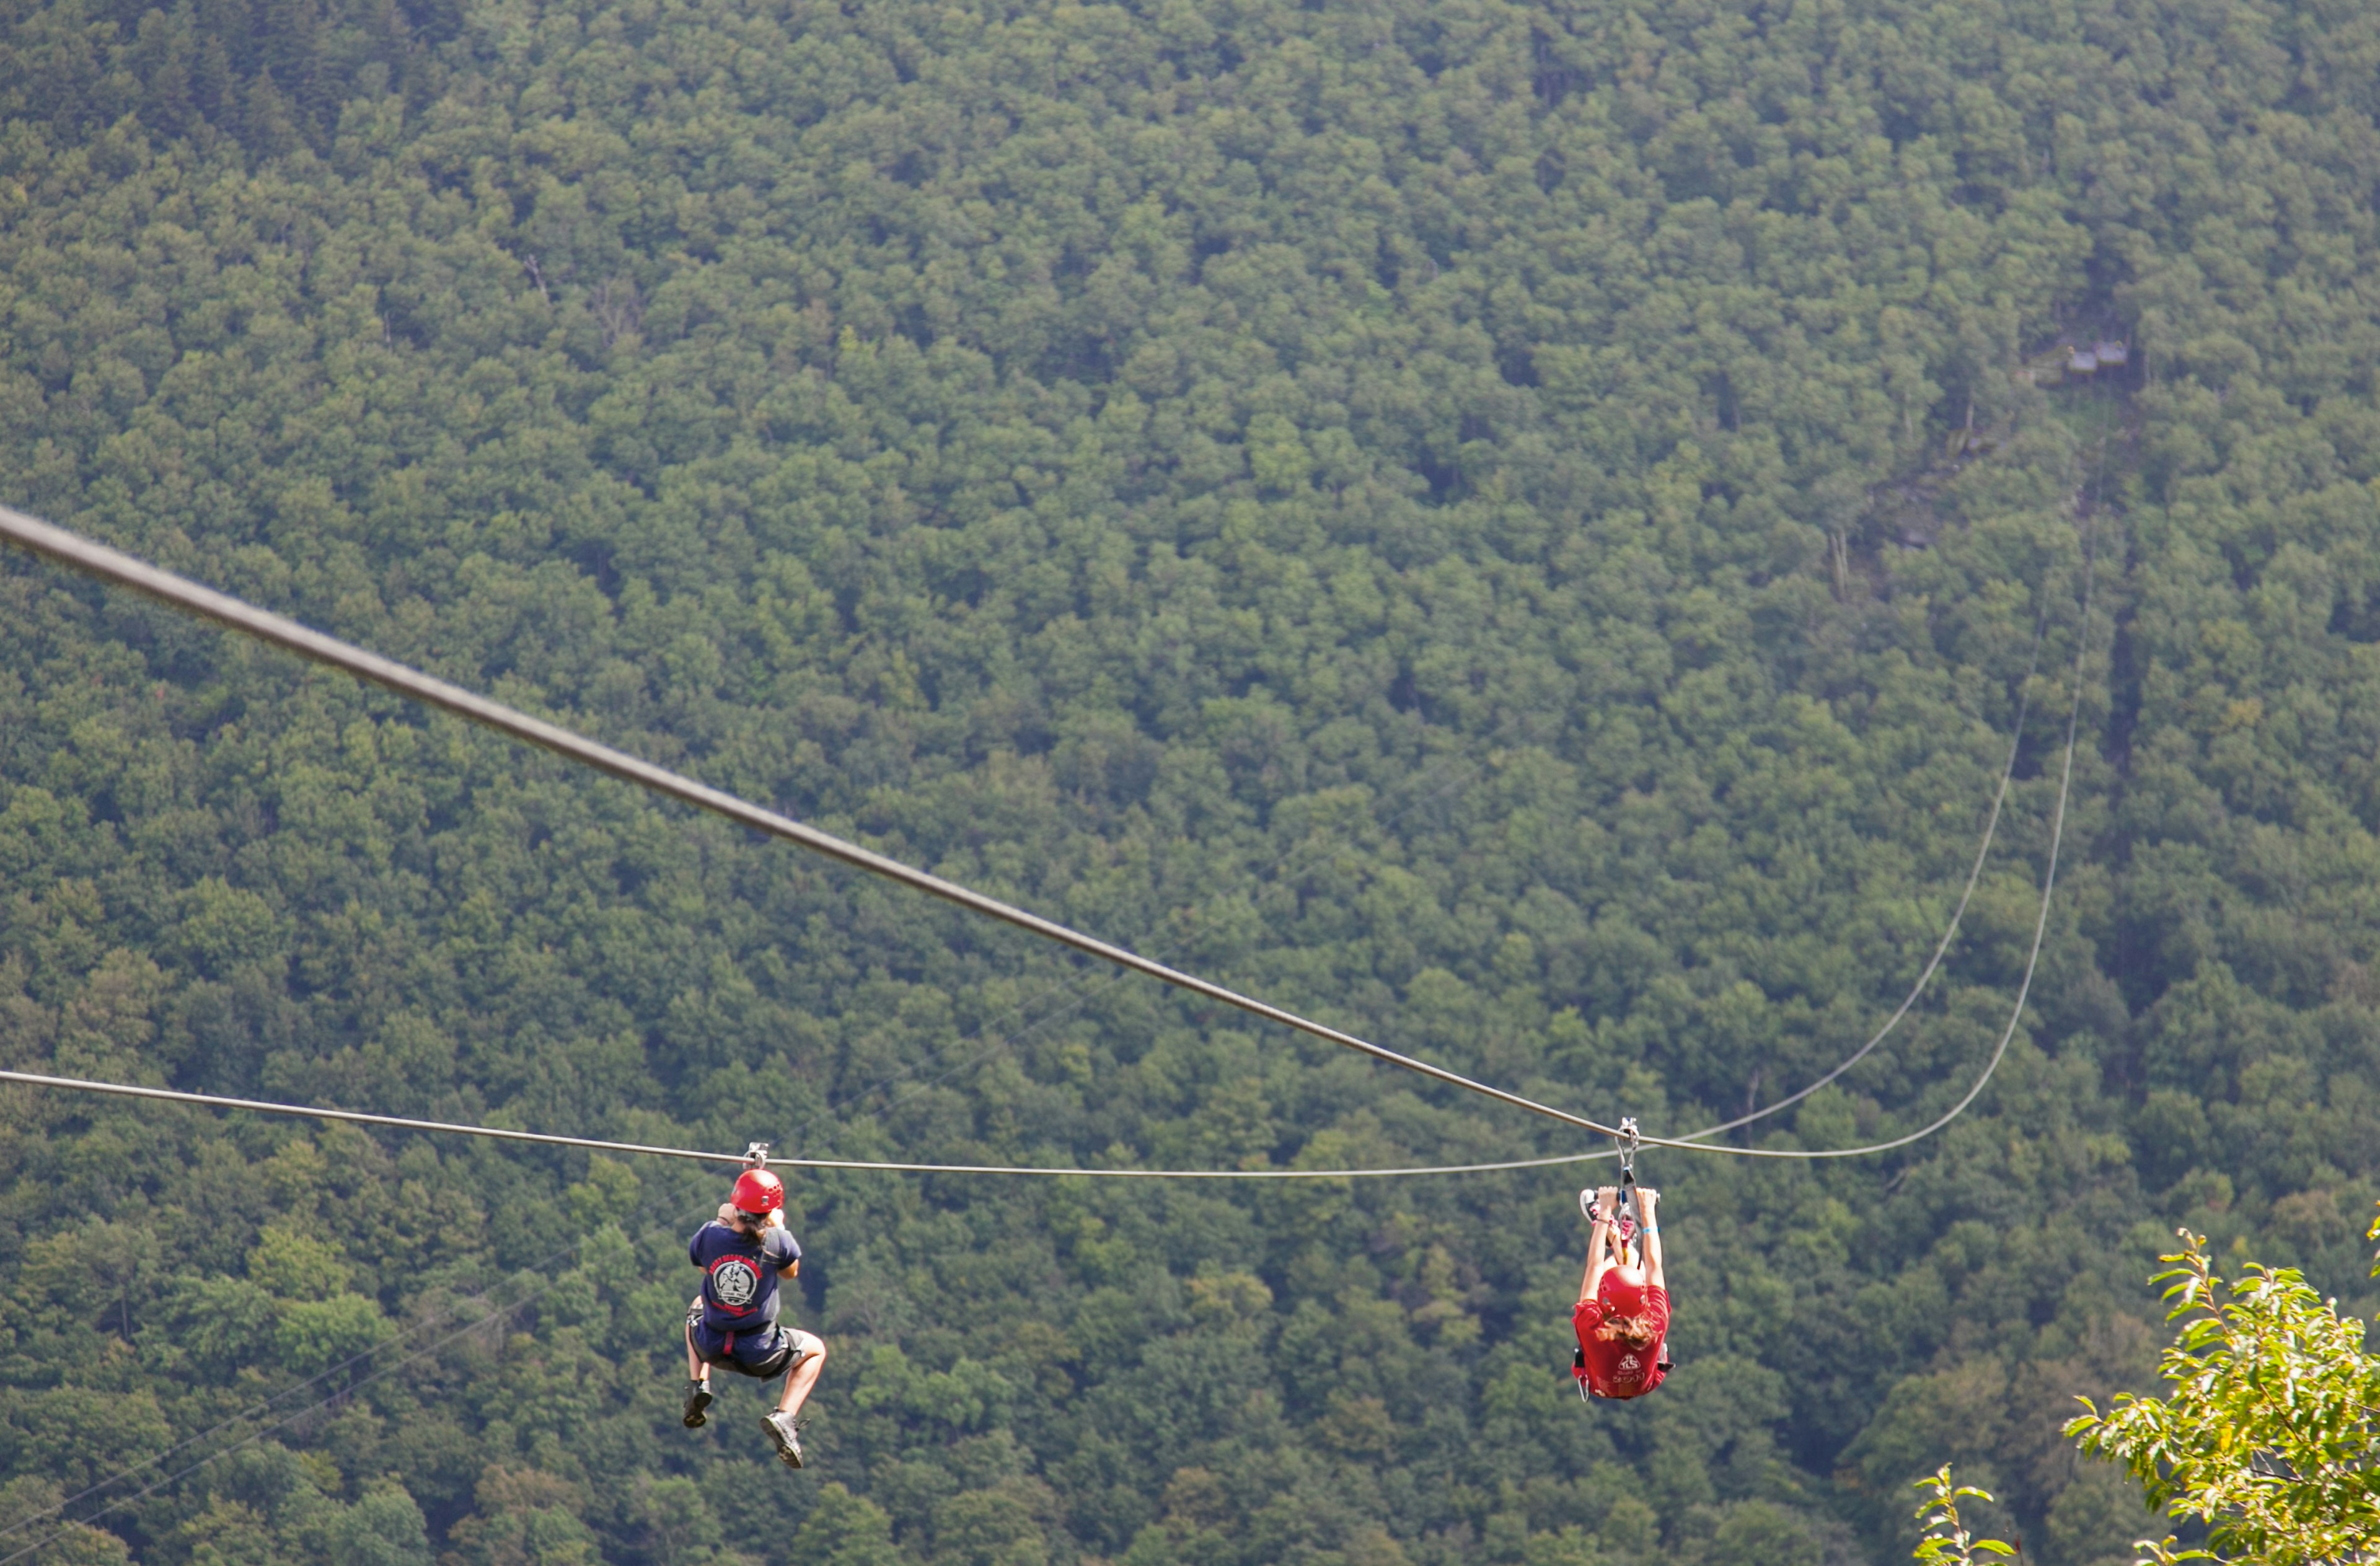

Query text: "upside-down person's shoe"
[682, 1379, 713, 1428]
[764, 1409, 805, 1469]
[1582, 1190, 1637, 1251]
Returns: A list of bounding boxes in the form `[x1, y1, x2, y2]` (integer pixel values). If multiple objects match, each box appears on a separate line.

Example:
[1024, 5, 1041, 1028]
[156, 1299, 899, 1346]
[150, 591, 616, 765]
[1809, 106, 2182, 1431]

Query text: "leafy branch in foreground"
[2064, 1214, 2380, 1566]
[1913, 1466, 2016, 1565]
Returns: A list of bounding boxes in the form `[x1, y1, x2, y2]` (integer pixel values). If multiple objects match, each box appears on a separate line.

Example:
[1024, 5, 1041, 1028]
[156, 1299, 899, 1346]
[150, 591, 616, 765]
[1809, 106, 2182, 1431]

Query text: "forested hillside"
[4, 0, 2379, 1560]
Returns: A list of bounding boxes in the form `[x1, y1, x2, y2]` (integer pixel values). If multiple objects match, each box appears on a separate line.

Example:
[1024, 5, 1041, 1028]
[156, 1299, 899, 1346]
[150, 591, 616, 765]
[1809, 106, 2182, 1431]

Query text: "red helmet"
[731, 1168, 785, 1216]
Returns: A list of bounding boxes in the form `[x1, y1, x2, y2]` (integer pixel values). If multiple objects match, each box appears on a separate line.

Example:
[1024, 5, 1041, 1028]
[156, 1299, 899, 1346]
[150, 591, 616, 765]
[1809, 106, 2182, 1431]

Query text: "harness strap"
[1615, 1118, 1644, 1262]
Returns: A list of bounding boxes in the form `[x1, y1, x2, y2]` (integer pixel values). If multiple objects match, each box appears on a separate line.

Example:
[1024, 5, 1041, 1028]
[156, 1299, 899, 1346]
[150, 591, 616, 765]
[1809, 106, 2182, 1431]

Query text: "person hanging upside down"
[682, 1159, 827, 1469]
[1571, 1184, 1670, 1400]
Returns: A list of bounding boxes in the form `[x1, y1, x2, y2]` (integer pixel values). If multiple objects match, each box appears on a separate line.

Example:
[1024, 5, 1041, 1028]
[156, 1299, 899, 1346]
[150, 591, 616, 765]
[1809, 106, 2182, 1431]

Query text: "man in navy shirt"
[681, 1159, 826, 1469]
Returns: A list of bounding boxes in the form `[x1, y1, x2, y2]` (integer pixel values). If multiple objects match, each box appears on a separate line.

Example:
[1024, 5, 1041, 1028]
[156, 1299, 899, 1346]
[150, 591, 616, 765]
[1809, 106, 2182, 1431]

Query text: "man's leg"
[682, 1303, 716, 1428]
[762, 1332, 826, 1471]
[776, 1333, 827, 1417]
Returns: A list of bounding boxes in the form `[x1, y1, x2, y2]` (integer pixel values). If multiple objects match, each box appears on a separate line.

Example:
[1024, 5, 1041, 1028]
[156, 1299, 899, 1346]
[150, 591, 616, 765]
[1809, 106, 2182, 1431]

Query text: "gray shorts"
[687, 1301, 821, 1380]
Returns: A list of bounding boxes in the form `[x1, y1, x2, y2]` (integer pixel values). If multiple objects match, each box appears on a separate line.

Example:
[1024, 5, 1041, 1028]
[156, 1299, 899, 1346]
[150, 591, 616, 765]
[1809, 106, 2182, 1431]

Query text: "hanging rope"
[1577, 515, 2100, 1163]
[1654, 615, 2046, 1148]
[0, 505, 2091, 1163]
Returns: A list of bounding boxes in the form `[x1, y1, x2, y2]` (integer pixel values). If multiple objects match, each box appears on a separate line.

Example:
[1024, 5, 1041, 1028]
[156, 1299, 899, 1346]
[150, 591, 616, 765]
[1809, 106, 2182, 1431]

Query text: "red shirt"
[1572, 1282, 1670, 1399]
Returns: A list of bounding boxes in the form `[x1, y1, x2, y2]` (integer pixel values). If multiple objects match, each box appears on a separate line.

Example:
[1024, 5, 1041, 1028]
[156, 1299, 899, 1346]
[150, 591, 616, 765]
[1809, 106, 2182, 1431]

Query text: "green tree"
[8, 0, 2380, 1558]
[793, 1484, 907, 1566]
[1912, 1468, 2016, 1566]
[2066, 1218, 2380, 1565]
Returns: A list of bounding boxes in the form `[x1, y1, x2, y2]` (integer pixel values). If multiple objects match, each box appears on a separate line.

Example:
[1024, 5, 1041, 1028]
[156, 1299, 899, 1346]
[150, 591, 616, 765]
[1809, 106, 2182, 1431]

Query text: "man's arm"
[1639, 1187, 1665, 1295]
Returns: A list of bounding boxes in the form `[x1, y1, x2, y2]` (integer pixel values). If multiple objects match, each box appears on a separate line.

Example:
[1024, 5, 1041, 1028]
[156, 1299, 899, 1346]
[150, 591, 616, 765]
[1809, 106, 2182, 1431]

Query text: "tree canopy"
[2068, 1221, 2380, 1566]
[4, 0, 2380, 1561]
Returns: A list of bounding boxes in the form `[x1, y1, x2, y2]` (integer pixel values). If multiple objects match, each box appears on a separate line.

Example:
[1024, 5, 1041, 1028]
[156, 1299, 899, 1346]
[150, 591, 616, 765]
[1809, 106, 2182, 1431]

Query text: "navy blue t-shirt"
[688, 1220, 802, 1334]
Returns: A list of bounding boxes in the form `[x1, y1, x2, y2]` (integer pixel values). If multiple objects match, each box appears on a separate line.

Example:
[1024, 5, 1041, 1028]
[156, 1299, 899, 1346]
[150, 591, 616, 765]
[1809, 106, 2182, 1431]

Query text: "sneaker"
[1579, 1189, 1600, 1222]
[763, 1409, 805, 1470]
[682, 1379, 713, 1428]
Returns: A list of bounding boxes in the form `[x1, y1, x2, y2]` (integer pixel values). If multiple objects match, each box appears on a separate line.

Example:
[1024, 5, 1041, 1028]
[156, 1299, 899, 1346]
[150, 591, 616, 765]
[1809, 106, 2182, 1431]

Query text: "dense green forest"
[4, 0, 2380, 1559]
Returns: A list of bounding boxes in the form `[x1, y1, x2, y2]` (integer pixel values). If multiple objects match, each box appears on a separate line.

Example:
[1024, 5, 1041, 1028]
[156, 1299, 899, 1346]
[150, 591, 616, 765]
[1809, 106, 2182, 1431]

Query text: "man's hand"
[718, 1202, 738, 1223]
[1637, 1187, 1659, 1223]
[1595, 1185, 1620, 1217]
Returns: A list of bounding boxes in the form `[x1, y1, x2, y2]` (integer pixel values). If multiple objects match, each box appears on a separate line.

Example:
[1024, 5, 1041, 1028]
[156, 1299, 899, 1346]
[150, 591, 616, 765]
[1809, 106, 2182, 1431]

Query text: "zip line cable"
[0, 485, 2104, 1554]
[0, 505, 2087, 1161]
[787, 748, 1486, 1147]
[0, 503, 1637, 1142]
[0, 1065, 1617, 1176]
